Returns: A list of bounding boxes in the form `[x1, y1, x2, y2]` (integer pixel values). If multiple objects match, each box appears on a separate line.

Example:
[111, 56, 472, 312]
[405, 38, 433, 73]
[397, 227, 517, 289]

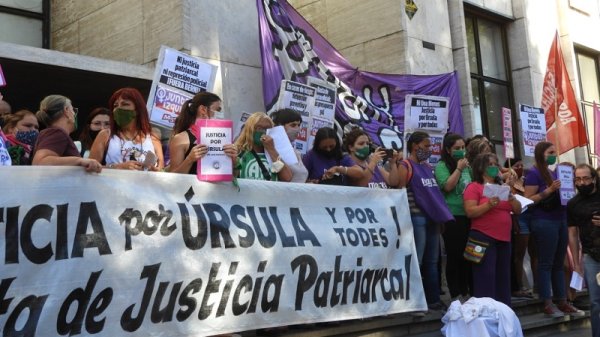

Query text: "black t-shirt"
[567, 191, 600, 261]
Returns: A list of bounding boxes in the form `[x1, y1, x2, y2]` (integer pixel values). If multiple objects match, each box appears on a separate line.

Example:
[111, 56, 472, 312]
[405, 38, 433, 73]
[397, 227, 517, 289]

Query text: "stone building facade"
[1, 0, 600, 161]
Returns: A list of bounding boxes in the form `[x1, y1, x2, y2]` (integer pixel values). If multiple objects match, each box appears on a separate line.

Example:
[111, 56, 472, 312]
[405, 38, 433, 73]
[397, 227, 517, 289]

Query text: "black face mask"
[89, 129, 101, 141]
[576, 183, 595, 196]
[316, 148, 336, 159]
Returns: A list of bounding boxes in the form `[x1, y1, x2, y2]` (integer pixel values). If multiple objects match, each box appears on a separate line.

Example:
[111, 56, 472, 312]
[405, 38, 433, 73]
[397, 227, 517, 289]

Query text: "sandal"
[512, 288, 533, 298]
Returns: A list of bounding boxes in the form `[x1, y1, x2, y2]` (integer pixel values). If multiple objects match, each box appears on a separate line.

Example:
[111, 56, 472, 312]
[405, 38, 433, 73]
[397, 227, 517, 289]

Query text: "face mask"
[576, 183, 595, 196]
[486, 166, 500, 179]
[316, 147, 336, 159]
[89, 129, 101, 141]
[546, 154, 557, 165]
[354, 146, 370, 160]
[113, 108, 137, 128]
[416, 147, 432, 162]
[253, 130, 265, 147]
[451, 149, 465, 159]
[15, 130, 38, 146]
[286, 126, 300, 142]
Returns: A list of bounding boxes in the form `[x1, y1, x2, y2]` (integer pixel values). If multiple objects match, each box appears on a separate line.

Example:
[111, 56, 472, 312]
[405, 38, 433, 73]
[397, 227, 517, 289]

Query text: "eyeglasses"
[575, 176, 593, 183]
[72, 107, 79, 116]
[91, 121, 111, 127]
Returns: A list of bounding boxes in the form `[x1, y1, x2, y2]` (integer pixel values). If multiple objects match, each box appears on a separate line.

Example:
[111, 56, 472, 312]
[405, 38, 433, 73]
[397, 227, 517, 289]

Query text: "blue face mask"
[15, 130, 39, 146]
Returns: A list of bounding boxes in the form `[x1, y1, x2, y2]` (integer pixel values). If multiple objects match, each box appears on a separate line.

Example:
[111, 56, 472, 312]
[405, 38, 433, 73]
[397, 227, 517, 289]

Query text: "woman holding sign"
[398, 131, 453, 311]
[524, 142, 583, 317]
[90, 88, 164, 171]
[270, 108, 308, 183]
[168, 92, 237, 174]
[463, 153, 521, 305]
[234, 112, 292, 181]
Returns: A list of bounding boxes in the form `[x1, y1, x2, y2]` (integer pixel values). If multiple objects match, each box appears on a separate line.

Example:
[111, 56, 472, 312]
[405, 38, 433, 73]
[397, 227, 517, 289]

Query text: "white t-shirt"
[105, 134, 155, 165]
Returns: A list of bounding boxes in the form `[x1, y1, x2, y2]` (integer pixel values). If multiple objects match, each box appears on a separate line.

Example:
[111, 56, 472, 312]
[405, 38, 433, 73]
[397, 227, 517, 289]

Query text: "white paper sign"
[0, 166, 426, 336]
[570, 271, 584, 291]
[147, 46, 218, 128]
[404, 95, 449, 132]
[266, 125, 298, 165]
[557, 164, 576, 205]
[483, 184, 511, 201]
[519, 104, 547, 157]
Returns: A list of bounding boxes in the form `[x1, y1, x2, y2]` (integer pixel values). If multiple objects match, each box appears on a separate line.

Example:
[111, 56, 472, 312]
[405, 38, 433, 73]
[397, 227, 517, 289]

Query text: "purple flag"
[257, 0, 463, 148]
[594, 102, 600, 166]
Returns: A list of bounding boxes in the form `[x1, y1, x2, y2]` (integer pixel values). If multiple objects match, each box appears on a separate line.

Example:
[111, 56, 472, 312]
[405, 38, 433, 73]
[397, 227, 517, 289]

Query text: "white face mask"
[286, 126, 300, 141]
[212, 111, 225, 120]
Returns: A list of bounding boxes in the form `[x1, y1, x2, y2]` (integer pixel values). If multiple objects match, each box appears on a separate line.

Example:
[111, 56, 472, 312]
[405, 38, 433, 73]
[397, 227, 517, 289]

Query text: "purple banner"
[257, 0, 464, 149]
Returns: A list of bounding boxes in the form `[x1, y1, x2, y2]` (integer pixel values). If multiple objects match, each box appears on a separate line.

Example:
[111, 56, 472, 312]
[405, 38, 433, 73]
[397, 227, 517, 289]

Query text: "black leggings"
[442, 216, 472, 298]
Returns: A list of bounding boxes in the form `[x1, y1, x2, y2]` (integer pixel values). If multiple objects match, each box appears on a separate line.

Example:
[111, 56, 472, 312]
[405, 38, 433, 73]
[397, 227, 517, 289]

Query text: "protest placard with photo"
[147, 46, 218, 128]
[519, 104, 547, 157]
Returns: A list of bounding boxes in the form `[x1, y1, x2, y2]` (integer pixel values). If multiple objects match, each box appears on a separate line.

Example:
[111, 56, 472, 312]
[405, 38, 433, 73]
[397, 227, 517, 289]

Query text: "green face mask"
[451, 149, 465, 159]
[355, 146, 370, 160]
[546, 154, 557, 165]
[113, 108, 136, 128]
[485, 166, 500, 179]
[253, 130, 265, 147]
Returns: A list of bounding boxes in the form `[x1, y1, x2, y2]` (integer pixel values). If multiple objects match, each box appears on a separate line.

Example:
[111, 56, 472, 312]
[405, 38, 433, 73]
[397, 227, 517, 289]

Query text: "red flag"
[541, 32, 588, 154]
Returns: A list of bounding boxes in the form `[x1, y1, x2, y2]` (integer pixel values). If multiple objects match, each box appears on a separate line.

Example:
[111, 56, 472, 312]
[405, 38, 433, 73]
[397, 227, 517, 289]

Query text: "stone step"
[245, 292, 592, 336]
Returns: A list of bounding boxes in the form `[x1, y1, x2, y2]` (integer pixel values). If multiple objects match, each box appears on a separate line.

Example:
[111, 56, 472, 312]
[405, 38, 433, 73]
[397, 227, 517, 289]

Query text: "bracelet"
[344, 166, 348, 175]
[108, 163, 116, 169]
[457, 168, 463, 173]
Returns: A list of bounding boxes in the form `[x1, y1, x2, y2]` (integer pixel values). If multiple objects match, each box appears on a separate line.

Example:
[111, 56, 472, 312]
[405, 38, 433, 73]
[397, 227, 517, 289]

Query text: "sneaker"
[543, 304, 565, 318]
[557, 302, 585, 317]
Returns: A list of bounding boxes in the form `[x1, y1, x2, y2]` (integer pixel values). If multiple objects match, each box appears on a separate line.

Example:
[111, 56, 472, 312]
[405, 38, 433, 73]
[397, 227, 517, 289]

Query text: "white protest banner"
[519, 104, 547, 157]
[404, 95, 449, 132]
[0, 167, 425, 337]
[502, 107, 514, 160]
[307, 76, 337, 122]
[147, 46, 218, 128]
[0, 64, 6, 87]
[197, 119, 233, 182]
[557, 164, 576, 205]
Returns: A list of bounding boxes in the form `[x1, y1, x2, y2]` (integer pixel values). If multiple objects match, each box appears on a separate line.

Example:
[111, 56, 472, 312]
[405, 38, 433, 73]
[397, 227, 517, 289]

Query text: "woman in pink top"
[463, 152, 521, 305]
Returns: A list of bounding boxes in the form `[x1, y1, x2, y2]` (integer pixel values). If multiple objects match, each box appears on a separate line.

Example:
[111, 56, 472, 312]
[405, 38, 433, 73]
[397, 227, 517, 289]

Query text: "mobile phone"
[143, 151, 157, 171]
[384, 148, 394, 159]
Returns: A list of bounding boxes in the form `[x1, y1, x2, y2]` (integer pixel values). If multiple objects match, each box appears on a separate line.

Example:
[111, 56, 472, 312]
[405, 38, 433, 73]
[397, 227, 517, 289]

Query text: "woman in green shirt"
[434, 133, 472, 301]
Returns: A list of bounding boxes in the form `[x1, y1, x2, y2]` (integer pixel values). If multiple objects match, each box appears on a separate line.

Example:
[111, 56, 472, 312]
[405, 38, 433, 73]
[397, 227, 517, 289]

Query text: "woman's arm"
[89, 129, 110, 164]
[168, 132, 204, 173]
[508, 194, 522, 215]
[33, 149, 102, 172]
[464, 197, 498, 219]
[150, 135, 165, 170]
[524, 180, 560, 203]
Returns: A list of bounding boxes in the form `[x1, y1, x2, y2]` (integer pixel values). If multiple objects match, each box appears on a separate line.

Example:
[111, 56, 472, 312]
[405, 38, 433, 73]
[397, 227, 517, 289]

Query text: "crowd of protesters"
[1, 89, 596, 331]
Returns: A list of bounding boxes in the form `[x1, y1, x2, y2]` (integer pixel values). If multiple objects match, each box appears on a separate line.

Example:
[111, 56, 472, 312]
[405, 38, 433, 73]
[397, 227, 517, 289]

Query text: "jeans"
[470, 230, 511, 306]
[442, 216, 472, 298]
[583, 254, 600, 337]
[412, 215, 440, 304]
[530, 218, 567, 300]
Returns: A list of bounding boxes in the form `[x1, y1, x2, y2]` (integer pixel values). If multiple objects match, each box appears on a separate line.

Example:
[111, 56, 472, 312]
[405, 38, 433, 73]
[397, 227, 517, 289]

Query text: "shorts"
[517, 211, 532, 235]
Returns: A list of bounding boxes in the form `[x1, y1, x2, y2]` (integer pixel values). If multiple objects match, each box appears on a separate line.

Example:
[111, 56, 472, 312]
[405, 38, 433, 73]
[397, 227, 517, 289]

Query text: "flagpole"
[554, 86, 561, 162]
